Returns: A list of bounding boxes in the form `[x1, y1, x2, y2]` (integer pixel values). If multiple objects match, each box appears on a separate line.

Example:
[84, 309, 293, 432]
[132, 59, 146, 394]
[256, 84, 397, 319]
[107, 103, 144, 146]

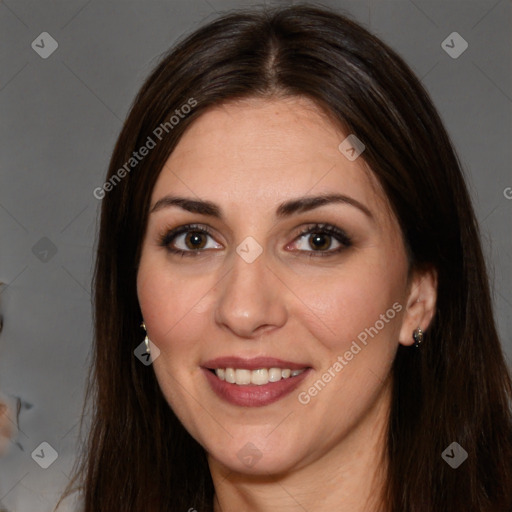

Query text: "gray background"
[0, 0, 510, 510]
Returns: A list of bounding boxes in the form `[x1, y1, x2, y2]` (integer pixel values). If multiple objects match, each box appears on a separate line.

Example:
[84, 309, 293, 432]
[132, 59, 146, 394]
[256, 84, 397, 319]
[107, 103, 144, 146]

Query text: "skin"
[0, 398, 15, 457]
[137, 96, 437, 512]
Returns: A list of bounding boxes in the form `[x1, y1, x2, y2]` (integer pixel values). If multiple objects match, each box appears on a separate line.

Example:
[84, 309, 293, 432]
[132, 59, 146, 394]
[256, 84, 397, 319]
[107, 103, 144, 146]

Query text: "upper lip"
[202, 356, 310, 371]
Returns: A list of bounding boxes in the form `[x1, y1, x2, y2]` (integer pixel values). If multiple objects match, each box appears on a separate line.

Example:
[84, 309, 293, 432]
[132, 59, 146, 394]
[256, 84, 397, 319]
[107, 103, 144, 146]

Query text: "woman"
[61, 4, 512, 511]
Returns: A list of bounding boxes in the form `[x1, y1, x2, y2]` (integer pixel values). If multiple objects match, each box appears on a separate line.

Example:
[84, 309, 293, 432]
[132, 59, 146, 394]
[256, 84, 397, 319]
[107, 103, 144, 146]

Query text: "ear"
[398, 266, 438, 347]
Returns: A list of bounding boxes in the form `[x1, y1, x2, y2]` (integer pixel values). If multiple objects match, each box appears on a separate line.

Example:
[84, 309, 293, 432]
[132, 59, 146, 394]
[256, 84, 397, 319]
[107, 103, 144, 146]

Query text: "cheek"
[137, 259, 209, 414]
[137, 236, 408, 362]
[291, 253, 406, 356]
[137, 257, 216, 354]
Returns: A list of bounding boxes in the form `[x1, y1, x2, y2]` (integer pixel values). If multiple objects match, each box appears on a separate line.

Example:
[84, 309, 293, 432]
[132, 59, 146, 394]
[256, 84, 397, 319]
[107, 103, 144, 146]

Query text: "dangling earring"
[413, 327, 423, 348]
[141, 321, 151, 355]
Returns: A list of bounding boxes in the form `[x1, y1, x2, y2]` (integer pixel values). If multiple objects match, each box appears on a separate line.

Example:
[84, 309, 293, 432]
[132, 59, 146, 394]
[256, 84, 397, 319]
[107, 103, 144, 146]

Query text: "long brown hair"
[60, 4, 512, 511]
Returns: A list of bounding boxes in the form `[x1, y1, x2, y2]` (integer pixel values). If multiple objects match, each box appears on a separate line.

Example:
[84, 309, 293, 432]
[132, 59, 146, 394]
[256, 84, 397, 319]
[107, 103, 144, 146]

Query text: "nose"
[214, 248, 288, 339]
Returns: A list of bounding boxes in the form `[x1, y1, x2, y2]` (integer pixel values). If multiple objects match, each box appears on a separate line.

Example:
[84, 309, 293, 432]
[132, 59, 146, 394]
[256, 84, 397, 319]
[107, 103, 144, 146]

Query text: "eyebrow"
[150, 193, 373, 220]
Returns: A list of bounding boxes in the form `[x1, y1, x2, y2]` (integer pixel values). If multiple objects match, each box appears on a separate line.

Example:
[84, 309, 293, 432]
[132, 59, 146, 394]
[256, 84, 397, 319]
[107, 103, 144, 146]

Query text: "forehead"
[152, 96, 390, 221]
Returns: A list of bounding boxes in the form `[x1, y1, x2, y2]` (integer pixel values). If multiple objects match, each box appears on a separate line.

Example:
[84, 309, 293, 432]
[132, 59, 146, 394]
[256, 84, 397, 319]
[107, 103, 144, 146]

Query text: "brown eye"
[308, 233, 332, 251]
[291, 223, 352, 257]
[159, 224, 223, 256]
[184, 231, 208, 250]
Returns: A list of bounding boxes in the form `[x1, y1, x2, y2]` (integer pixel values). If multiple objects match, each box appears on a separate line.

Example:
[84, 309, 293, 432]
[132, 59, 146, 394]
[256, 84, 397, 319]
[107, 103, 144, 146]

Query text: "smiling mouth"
[210, 367, 307, 386]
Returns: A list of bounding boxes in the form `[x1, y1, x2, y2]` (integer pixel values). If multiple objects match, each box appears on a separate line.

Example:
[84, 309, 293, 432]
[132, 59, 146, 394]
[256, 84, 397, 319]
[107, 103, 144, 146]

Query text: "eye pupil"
[186, 231, 206, 249]
[310, 233, 330, 251]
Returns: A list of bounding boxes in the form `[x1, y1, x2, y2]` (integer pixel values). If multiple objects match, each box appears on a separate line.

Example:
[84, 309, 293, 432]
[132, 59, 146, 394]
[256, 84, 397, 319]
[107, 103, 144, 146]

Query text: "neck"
[209, 381, 391, 512]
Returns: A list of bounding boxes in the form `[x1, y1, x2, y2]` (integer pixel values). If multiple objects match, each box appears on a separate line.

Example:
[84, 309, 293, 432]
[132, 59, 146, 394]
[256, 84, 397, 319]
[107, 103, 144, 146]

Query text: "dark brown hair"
[60, 4, 512, 511]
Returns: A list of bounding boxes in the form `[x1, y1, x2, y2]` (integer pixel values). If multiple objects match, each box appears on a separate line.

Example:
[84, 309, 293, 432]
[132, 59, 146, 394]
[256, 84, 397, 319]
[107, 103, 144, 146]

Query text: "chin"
[206, 438, 305, 477]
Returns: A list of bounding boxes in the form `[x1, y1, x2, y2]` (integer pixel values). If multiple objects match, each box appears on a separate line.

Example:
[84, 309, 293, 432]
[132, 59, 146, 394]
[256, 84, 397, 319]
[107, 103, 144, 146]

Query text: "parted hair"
[59, 4, 512, 511]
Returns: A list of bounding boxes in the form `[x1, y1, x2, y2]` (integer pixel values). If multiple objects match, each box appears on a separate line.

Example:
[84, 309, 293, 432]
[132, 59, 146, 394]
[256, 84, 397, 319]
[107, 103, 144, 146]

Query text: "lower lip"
[202, 368, 312, 407]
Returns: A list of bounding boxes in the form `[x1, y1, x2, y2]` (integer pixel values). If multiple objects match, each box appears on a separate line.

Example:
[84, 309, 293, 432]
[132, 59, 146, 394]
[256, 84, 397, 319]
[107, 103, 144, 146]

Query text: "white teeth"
[268, 368, 282, 382]
[225, 368, 235, 383]
[235, 369, 251, 385]
[214, 367, 306, 385]
[251, 368, 268, 385]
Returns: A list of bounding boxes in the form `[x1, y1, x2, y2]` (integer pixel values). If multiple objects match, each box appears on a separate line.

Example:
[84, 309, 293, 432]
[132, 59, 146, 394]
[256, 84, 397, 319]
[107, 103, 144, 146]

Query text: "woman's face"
[137, 96, 431, 475]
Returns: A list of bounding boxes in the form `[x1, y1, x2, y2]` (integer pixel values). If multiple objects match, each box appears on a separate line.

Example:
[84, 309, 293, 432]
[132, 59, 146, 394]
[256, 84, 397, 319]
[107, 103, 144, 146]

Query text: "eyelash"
[158, 223, 352, 258]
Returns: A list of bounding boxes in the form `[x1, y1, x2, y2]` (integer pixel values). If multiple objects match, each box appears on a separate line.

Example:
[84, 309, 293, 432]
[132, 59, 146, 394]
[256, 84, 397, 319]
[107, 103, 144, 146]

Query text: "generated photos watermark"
[31, 441, 59, 469]
[93, 97, 198, 200]
[338, 134, 365, 161]
[237, 442, 263, 468]
[441, 441, 468, 469]
[298, 301, 403, 405]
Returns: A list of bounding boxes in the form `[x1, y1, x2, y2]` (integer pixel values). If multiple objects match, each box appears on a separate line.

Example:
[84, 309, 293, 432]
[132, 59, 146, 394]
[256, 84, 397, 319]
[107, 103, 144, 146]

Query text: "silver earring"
[413, 327, 423, 348]
[141, 322, 151, 355]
